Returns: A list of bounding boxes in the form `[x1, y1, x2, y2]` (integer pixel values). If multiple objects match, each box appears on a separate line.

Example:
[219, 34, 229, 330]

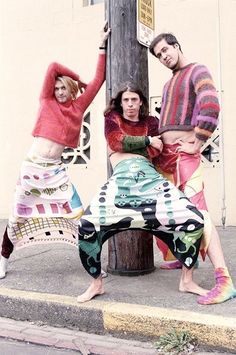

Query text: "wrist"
[145, 136, 152, 146]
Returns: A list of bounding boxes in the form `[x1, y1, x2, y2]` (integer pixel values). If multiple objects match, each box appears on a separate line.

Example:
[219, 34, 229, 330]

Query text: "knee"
[78, 218, 96, 239]
[1, 229, 14, 258]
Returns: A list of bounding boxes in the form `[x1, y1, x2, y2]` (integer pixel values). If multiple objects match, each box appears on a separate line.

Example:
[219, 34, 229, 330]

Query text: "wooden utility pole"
[105, 0, 155, 276]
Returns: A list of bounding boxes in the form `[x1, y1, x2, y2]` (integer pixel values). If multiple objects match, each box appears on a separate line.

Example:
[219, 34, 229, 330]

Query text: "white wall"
[0, 0, 107, 216]
[1, 0, 236, 225]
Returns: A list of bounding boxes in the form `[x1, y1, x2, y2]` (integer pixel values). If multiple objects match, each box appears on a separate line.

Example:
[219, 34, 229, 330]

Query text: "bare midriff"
[109, 151, 144, 170]
[161, 130, 195, 144]
[28, 137, 65, 160]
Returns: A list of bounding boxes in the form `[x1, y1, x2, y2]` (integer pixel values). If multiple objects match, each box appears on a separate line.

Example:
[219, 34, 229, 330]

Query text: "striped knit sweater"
[105, 111, 160, 160]
[159, 63, 220, 141]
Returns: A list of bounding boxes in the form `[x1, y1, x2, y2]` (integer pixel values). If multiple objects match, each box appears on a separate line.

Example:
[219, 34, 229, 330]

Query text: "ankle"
[0, 256, 9, 279]
[0, 255, 9, 264]
[214, 267, 230, 279]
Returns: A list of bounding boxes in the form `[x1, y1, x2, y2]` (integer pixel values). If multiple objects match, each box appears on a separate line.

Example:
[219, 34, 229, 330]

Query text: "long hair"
[56, 75, 79, 100]
[104, 82, 149, 119]
[149, 33, 182, 56]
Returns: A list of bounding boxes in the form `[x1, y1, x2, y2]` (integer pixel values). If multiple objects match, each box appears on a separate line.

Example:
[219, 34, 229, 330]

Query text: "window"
[61, 112, 91, 165]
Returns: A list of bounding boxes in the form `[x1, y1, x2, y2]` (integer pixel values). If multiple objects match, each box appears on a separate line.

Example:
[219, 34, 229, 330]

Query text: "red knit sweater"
[105, 111, 160, 161]
[32, 53, 106, 148]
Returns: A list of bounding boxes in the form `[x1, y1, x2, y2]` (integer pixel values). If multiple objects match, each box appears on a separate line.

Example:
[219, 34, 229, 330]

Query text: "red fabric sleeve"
[74, 53, 106, 113]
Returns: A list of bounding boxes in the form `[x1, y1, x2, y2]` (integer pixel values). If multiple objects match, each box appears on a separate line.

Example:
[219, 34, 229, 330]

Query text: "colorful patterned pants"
[78, 157, 204, 278]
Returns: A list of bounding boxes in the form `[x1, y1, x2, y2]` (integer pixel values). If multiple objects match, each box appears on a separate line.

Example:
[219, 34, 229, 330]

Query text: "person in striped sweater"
[149, 32, 236, 304]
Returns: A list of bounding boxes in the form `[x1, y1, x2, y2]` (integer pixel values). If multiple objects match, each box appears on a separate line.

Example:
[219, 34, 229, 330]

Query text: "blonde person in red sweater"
[0, 24, 110, 279]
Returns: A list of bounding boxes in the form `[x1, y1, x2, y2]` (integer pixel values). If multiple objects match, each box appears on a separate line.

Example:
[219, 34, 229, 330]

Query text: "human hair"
[56, 75, 79, 100]
[104, 82, 149, 119]
[149, 33, 182, 56]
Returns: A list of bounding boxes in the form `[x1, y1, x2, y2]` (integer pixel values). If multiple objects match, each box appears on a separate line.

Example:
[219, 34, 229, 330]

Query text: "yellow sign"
[138, 0, 154, 30]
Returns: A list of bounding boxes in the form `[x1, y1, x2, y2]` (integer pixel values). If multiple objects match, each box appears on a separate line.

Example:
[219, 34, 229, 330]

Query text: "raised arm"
[39, 62, 81, 100]
[74, 23, 111, 112]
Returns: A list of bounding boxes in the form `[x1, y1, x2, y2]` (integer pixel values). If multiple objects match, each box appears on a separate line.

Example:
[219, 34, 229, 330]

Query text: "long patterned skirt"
[78, 157, 204, 278]
[155, 143, 211, 261]
[7, 154, 83, 250]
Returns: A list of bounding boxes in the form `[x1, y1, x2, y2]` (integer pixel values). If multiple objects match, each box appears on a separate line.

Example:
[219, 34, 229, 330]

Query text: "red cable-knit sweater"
[105, 111, 160, 161]
[32, 53, 106, 148]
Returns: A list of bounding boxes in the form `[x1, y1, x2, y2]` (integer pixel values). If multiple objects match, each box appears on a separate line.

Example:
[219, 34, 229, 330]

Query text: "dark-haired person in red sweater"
[77, 82, 205, 303]
[0, 24, 110, 280]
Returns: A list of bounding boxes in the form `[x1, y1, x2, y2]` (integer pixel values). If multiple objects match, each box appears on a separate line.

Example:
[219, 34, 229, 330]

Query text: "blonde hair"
[57, 76, 79, 100]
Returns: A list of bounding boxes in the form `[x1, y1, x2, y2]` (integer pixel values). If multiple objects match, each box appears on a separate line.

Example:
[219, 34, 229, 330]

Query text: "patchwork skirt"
[7, 154, 83, 249]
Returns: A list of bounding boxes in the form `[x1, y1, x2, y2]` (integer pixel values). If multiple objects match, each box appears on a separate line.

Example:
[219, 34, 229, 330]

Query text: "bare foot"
[179, 280, 209, 296]
[77, 277, 104, 303]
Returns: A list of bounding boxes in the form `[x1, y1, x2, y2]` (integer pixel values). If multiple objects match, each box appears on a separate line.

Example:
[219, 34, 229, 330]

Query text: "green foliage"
[154, 329, 197, 354]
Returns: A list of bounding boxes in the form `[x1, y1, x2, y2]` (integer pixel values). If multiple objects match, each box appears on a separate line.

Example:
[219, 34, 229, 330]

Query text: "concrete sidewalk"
[1, 317, 234, 355]
[0, 316, 158, 355]
[0, 220, 235, 352]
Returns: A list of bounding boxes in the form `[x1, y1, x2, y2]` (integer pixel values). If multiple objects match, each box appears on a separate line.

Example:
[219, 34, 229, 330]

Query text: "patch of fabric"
[155, 144, 209, 262]
[8, 217, 80, 249]
[13, 157, 83, 219]
[7, 155, 83, 249]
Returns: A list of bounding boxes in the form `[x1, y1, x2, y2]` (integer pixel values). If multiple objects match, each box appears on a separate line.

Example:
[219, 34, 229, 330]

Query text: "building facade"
[1, 0, 235, 225]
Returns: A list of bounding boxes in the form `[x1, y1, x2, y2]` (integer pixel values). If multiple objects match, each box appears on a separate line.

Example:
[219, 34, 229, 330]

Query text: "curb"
[0, 287, 235, 352]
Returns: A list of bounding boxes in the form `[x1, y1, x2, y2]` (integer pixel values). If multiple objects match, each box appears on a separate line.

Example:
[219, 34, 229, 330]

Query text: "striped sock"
[197, 267, 236, 305]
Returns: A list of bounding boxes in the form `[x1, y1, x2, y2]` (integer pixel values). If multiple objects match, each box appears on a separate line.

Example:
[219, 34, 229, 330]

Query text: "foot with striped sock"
[197, 267, 236, 305]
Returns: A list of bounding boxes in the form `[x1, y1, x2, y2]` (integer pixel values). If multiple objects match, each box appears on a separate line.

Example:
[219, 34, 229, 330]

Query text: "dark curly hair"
[104, 82, 149, 119]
